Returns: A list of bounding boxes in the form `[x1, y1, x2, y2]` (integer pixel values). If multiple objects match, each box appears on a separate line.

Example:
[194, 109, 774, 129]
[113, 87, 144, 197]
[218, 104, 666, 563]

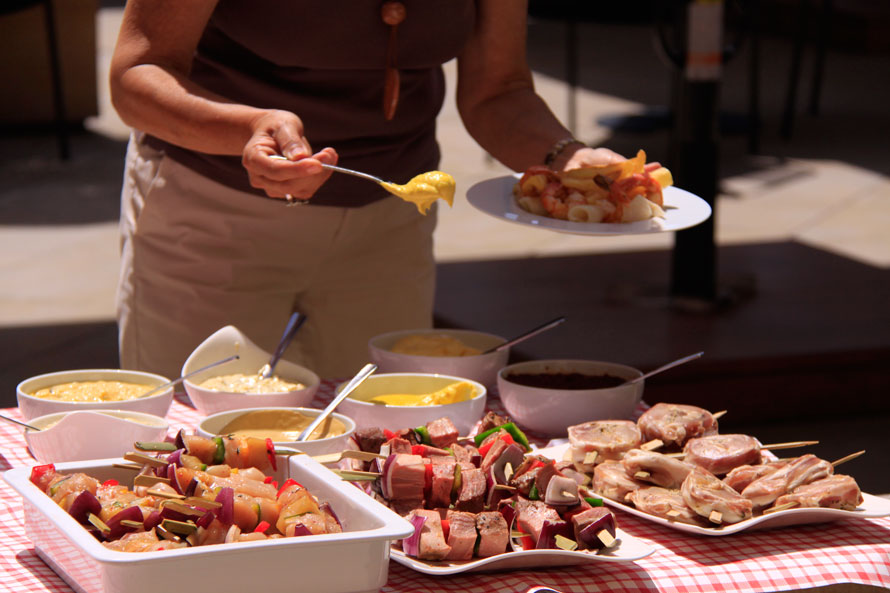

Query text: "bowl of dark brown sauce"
[497, 360, 644, 436]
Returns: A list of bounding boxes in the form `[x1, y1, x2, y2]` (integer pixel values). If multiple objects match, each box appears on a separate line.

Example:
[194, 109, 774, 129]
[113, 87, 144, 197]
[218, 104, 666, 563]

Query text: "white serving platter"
[537, 443, 890, 536]
[389, 525, 654, 575]
[4, 454, 414, 593]
[467, 174, 711, 236]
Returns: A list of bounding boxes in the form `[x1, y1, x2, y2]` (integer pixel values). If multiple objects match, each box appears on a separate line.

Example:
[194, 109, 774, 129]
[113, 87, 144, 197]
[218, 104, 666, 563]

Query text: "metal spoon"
[483, 316, 567, 354]
[140, 354, 240, 398]
[297, 363, 377, 442]
[258, 311, 307, 379]
[627, 351, 704, 385]
[0, 414, 40, 432]
[269, 154, 388, 187]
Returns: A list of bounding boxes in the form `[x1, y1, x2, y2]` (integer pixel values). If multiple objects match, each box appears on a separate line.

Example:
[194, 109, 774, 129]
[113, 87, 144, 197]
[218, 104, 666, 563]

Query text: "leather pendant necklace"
[381, 1, 406, 120]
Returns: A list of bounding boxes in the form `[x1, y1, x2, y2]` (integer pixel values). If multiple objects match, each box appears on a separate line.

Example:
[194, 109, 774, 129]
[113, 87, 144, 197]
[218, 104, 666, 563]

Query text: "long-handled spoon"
[0, 414, 40, 432]
[258, 311, 307, 379]
[297, 363, 377, 442]
[483, 316, 567, 354]
[627, 351, 704, 385]
[270, 154, 390, 188]
[140, 354, 240, 398]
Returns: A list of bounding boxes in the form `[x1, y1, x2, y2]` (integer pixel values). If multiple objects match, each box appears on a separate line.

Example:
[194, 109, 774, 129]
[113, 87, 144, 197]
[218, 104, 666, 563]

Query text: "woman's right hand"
[242, 110, 338, 201]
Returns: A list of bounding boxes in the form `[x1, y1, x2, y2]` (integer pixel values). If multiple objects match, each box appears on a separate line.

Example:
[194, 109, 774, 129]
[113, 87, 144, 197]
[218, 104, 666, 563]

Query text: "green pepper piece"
[414, 425, 431, 445]
[528, 482, 539, 500]
[584, 496, 604, 507]
[212, 436, 226, 465]
[451, 464, 462, 501]
[473, 422, 531, 451]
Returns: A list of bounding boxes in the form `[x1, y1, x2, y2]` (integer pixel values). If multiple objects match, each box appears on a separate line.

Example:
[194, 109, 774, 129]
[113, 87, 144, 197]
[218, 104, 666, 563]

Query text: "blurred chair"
[0, 0, 69, 159]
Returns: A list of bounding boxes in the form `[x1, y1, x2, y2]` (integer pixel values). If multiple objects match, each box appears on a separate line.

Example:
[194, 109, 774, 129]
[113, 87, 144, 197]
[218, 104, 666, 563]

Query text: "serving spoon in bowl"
[483, 316, 567, 354]
[297, 363, 377, 442]
[258, 311, 307, 379]
[626, 351, 704, 385]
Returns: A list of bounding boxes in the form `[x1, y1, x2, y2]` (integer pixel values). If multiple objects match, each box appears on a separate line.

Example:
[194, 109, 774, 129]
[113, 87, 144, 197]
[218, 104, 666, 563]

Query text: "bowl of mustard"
[336, 373, 487, 435]
[196, 407, 356, 457]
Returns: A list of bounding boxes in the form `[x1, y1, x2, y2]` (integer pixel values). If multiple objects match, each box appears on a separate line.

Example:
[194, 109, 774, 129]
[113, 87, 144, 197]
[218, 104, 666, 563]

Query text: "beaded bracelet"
[544, 137, 586, 168]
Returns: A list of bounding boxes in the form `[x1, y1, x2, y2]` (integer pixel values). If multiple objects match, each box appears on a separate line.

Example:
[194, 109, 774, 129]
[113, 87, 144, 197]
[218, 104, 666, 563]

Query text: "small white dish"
[17, 369, 174, 421]
[24, 410, 168, 463]
[197, 407, 356, 457]
[182, 325, 320, 417]
[336, 373, 487, 435]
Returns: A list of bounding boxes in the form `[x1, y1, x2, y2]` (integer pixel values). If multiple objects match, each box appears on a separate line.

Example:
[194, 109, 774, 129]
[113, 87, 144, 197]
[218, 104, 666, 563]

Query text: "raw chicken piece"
[626, 486, 707, 526]
[683, 434, 762, 476]
[621, 448, 695, 489]
[681, 466, 753, 525]
[723, 461, 788, 493]
[568, 420, 642, 472]
[774, 474, 863, 511]
[741, 454, 833, 509]
[593, 460, 645, 502]
[637, 402, 718, 448]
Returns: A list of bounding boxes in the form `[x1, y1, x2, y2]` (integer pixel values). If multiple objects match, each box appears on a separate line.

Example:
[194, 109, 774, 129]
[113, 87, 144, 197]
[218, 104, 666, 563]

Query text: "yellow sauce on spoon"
[382, 171, 456, 215]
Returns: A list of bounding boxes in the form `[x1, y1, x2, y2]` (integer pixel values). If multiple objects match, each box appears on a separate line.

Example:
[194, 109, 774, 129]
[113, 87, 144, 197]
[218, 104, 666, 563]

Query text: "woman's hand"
[554, 146, 626, 173]
[242, 110, 338, 200]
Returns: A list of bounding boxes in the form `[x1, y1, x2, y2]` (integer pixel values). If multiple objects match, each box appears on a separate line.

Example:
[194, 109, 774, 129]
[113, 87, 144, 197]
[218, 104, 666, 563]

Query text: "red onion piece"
[380, 454, 396, 499]
[320, 502, 342, 528]
[143, 510, 162, 531]
[67, 490, 101, 523]
[174, 429, 187, 451]
[214, 487, 234, 525]
[166, 464, 183, 494]
[290, 522, 313, 537]
[535, 519, 572, 550]
[400, 513, 426, 557]
[577, 514, 616, 549]
[195, 510, 214, 529]
[105, 505, 145, 540]
[166, 449, 184, 468]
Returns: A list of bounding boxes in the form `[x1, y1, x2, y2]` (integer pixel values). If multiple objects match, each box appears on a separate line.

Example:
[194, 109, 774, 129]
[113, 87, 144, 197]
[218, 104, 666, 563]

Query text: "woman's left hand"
[556, 146, 626, 172]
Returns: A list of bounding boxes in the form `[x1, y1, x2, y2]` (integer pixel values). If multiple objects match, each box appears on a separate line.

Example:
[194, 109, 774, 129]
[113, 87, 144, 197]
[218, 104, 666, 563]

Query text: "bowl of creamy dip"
[368, 328, 509, 389]
[196, 407, 356, 457]
[336, 373, 487, 435]
[182, 325, 320, 417]
[16, 369, 175, 421]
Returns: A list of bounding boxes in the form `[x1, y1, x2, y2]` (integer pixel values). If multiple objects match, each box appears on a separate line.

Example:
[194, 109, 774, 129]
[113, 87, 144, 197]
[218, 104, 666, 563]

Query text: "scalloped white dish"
[467, 175, 711, 236]
[537, 444, 890, 536]
[389, 525, 654, 575]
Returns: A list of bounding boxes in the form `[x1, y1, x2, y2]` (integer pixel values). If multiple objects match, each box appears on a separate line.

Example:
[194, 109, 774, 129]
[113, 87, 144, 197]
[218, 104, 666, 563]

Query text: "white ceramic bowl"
[336, 373, 487, 435]
[497, 359, 644, 437]
[16, 369, 175, 421]
[197, 407, 356, 457]
[24, 410, 169, 463]
[368, 328, 509, 389]
[182, 325, 320, 417]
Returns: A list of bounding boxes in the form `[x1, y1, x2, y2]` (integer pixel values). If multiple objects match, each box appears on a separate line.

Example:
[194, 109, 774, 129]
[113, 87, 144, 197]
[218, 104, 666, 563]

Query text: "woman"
[110, 0, 623, 379]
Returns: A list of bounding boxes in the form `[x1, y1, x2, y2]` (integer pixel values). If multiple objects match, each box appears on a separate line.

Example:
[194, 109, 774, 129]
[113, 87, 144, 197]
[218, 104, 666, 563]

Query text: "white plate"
[466, 174, 712, 236]
[537, 444, 890, 536]
[389, 526, 654, 575]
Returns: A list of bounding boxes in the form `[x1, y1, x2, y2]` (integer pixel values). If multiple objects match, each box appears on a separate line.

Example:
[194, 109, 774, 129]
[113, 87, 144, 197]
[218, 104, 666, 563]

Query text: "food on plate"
[30, 380, 154, 403]
[637, 402, 719, 449]
[621, 448, 694, 489]
[217, 408, 347, 442]
[626, 487, 708, 527]
[681, 466, 754, 524]
[592, 460, 646, 502]
[740, 454, 833, 509]
[197, 373, 305, 394]
[366, 380, 478, 407]
[774, 474, 863, 510]
[339, 415, 620, 561]
[682, 434, 763, 476]
[567, 420, 642, 472]
[390, 333, 482, 357]
[502, 371, 625, 390]
[382, 170, 456, 215]
[723, 461, 789, 493]
[513, 150, 672, 223]
[27, 439, 342, 552]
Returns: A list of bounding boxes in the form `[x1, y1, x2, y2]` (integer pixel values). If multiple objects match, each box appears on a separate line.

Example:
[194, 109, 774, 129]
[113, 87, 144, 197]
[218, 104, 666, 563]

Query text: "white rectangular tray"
[4, 454, 414, 593]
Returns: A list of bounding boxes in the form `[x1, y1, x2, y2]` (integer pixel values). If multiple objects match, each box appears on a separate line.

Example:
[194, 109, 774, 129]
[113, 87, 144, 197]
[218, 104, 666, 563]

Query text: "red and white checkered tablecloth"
[1, 382, 888, 593]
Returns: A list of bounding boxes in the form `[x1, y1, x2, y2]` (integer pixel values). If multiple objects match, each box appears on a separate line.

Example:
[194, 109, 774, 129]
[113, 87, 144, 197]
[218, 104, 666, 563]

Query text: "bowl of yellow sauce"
[368, 329, 509, 389]
[336, 373, 487, 434]
[196, 407, 356, 457]
[16, 369, 175, 421]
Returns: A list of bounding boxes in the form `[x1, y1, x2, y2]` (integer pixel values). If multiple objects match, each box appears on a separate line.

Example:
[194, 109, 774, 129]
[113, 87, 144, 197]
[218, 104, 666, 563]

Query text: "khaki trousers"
[117, 133, 437, 380]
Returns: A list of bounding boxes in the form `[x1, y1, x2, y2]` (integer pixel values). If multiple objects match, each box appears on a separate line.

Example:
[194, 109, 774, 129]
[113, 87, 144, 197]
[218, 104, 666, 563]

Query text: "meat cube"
[475, 511, 508, 557]
[513, 498, 562, 543]
[407, 509, 451, 560]
[637, 402, 718, 448]
[444, 510, 477, 560]
[428, 460, 456, 509]
[454, 468, 486, 513]
[387, 437, 413, 455]
[451, 443, 480, 466]
[480, 436, 509, 473]
[774, 474, 863, 511]
[626, 486, 706, 526]
[593, 460, 645, 502]
[426, 417, 459, 448]
[384, 454, 426, 502]
[411, 444, 452, 457]
[533, 461, 560, 498]
[568, 420, 642, 472]
[470, 411, 509, 438]
[683, 434, 762, 476]
[621, 448, 694, 489]
[354, 427, 386, 453]
[391, 498, 425, 516]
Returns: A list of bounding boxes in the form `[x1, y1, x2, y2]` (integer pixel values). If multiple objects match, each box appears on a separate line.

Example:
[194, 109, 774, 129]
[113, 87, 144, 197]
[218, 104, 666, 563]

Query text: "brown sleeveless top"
[146, 0, 476, 207]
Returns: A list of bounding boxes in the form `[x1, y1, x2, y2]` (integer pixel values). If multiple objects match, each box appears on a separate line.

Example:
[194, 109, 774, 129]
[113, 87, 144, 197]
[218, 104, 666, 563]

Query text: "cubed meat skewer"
[681, 466, 753, 525]
[683, 434, 763, 476]
[637, 402, 718, 448]
[621, 448, 695, 489]
[426, 417, 460, 448]
[475, 511, 509, 557]
[568, 420, 642, 472]
[741, 454, 833, 509]
[774, 474, 863, 511]
[444, 510, 477, 560]
[406, 509, 451, 560]
[454, 467, 486, 513]
[626, 486, 707, 526]
[593, 460, 646, 502]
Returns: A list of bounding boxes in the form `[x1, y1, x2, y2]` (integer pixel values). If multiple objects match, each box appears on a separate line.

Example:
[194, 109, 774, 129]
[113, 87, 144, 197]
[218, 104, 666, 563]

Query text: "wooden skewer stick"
[583, 451, 598, 465]
[712, 410, 727, 420]
[640, 439, 664, 451]
[831, 450, 865, 468]
[597, 529, 616, 548]
[312, 450, 386, 464]
[146, 488, 184, 500]
[124, 451, 169, 468]
[634, 471, 651, 480]
[708, 510, 723, 524]
[134, 474, 170, 487]
[333, 469, 379, 481]
[112, 463, 143, 471]
[763, 501, 798, 514]
[665, 439, 820, 459]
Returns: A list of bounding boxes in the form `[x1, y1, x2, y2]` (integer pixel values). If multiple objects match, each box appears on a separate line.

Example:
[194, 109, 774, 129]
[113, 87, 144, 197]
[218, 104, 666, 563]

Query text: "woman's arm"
[109, 0, 335, 199]
[455, 0, 622, 172]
